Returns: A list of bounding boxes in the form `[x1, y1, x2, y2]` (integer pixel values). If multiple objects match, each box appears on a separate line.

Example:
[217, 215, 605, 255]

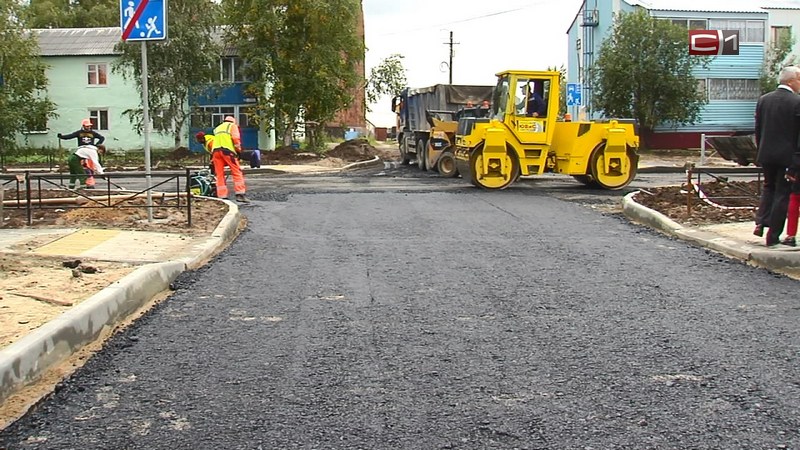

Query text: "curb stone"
[622, 191, 800, 276]
[0, 198, 243, 406]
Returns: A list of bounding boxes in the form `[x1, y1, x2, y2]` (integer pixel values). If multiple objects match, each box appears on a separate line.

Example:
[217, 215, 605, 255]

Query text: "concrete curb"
[621, 192, 684, 234]
[177, 198, 242, 269]
[0, 261, 183, 404]
[0, 198, 243, 405]
[622, 191, 800, 275]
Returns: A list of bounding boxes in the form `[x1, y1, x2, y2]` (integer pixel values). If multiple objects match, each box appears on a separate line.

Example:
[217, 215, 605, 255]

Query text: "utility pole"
[443, 31, 459, 84]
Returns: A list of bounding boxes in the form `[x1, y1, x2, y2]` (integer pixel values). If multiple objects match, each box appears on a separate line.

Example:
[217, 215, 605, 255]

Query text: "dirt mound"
[2, 189, 227, 233]
[261, 146, 322, 163]
[169, 147, 192, 160]
[326, 139, 379, 162]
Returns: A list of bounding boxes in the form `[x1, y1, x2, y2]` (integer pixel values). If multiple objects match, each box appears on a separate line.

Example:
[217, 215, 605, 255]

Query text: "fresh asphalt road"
[2, 167, 799, 449]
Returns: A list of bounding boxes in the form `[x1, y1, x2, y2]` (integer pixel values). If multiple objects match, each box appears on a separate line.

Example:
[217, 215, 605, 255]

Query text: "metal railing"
[1, 169, 199, 227]
[685, 165, 762, 216]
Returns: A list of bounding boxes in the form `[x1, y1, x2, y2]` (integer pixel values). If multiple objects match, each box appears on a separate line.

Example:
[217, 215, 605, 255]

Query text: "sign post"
[566, 83, 582, 121]
[121, 0, 166, 221]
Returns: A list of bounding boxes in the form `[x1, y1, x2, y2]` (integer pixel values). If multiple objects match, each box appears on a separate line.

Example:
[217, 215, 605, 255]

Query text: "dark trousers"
[756, 163, 791, 239]
[67, 153, 87, 188]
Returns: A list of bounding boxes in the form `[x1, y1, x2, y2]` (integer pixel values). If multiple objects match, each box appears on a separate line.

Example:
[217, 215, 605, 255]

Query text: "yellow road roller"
[454, 70, 639, 190]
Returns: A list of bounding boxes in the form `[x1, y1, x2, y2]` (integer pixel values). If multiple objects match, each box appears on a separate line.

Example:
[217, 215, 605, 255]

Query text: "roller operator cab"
[454, 70, 640, 190]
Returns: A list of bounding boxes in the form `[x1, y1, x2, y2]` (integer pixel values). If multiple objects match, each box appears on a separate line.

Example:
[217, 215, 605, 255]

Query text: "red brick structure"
[327, 0, 366, 137]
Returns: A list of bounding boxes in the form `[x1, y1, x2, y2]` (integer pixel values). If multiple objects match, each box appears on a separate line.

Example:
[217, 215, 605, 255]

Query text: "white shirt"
[74, 145, 104, 174]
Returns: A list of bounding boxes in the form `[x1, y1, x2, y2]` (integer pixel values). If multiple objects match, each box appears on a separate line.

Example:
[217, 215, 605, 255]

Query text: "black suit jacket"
[755, 87, 800, 167]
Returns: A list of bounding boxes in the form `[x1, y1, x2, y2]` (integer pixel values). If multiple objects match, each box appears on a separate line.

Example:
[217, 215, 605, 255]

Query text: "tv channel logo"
[689, 30, 739, 56]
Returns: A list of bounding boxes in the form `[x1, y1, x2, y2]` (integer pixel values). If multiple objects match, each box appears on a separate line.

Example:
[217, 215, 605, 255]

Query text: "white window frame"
[771, 25, 791, 45]
[696, 78, 708, 102]
[88, 109, 109, 130]
[708, 19, 765, 43]
[87, 63, 109, 87]
[215, 57, 252, 83]
[667, 18, 707, 30]
[708, 79, 760, 101]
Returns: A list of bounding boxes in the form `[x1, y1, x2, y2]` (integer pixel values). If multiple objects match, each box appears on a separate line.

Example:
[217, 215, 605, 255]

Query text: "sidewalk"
[0, 198, 243, 408]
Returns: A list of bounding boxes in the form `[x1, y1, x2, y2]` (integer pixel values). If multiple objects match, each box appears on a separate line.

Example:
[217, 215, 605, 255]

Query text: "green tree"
[24, 0, 71, 28]
[592, 10, 708, 140]
[25, 0, 118, 28]
[0, 0, 57, 152]
[112, 0, 221, 148]
[366, 53, 406, 108]
[760, 28, 796, 94]
[224, 0, 365, 150]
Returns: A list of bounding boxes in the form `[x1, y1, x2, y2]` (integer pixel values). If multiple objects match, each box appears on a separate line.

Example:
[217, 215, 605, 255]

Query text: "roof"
[33, 27, 237, 57]
[760, 0, 800, 9]
[34, 27, 121, 56]
[624, 0, 773, 13]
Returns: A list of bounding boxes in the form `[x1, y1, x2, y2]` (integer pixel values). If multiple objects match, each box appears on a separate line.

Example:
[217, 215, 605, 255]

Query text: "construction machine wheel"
[588, 144, 638, 190]
[466, 145, 519, 190]
[400, 137, 412, 165]
[572, 175, 593, 186]
[437, 151, 459, 178]
[417, 139, 428, 171]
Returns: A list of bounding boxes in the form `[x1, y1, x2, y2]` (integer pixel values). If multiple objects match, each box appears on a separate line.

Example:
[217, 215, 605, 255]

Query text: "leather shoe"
[766, 233, 780, 247]
[753, 224, 764, 237]
[782, 236, 797, 247]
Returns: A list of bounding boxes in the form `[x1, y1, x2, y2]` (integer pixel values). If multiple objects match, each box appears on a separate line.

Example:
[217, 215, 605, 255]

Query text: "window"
[669, 19, 707, 30]
[772, 25, 791, 45]
[514, 78, 549, 118]
[89, 109, 109, 130]
[87, 63, 108, 86]
[696, 78, 707, 101]
[708, 79, 759, 100]
[214, 57, 251, 83]
[190, 106, 236, 128]
[23, 114, 48, 134]
[709, 19, 765, 43]
[153, 109, 171, 131]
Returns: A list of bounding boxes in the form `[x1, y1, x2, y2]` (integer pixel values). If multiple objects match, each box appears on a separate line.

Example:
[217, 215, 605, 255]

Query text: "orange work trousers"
[211, 149, 246, 198]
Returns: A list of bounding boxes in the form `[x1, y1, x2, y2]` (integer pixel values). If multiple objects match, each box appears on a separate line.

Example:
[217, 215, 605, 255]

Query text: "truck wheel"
[417, 139, 428, 171]
[400, 137, 412, 165]
[588, 144, 638, 190]
[437, 151, 459, 178]
[467, 145, 519, 190]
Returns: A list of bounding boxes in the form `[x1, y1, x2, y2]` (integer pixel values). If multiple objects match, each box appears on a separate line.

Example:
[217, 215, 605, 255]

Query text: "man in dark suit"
[754, 66, 800, 246]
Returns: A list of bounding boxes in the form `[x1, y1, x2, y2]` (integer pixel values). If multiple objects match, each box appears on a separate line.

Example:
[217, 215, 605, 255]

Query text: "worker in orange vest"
[211, 116, 249, 203]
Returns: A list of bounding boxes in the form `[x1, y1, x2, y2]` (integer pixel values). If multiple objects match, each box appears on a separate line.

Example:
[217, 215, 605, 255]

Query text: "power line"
[373, 4, 536, 37]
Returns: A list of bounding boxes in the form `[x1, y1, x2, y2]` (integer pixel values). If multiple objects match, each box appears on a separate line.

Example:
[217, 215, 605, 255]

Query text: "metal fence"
[685, 165, 762, 215]
[0, 169, 200, 227]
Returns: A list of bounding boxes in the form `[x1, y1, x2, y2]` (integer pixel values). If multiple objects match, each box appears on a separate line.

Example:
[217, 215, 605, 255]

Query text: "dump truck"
[454, 70, 640, 190]
[392, 84, 494, 174]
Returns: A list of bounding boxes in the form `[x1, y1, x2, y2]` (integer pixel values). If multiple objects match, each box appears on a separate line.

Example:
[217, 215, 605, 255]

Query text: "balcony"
[581, 9, 599, 27]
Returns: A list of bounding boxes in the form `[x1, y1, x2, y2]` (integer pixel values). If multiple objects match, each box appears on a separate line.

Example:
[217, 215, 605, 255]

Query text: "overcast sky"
[361, 0, 800, 128]
[363, 0, 586, 127]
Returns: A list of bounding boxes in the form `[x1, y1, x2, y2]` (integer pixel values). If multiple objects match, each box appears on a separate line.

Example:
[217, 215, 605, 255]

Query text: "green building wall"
[16, 55, 177, 152]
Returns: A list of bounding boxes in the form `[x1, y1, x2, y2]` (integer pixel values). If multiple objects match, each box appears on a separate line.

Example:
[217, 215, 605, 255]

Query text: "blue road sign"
[567, 83, 582, 106]
[120, 0, 167, 41]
